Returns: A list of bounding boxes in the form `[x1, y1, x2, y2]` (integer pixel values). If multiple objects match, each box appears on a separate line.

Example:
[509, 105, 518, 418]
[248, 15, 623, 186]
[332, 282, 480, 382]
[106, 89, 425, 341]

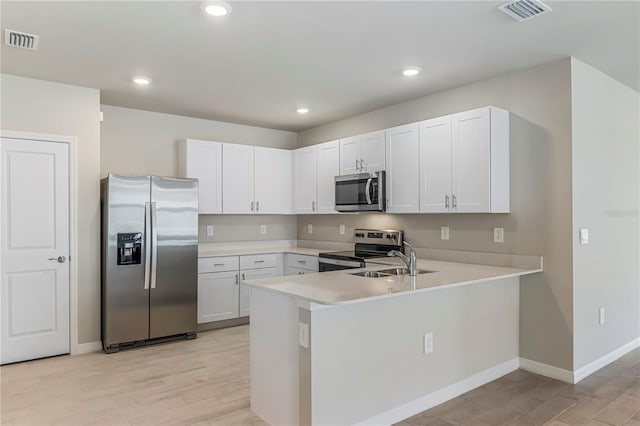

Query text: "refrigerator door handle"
[150, 202, 158, 289]
[144, 202, 151, 290]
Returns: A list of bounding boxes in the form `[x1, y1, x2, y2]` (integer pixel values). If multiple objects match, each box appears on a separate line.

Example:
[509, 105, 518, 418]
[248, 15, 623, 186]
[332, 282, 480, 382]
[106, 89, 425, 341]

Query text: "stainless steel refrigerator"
[100, 174, 198, 353]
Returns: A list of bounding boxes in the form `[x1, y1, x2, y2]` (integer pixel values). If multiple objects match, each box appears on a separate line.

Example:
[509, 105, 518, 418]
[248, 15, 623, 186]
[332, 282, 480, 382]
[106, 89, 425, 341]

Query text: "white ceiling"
[1, 1, 638, 131]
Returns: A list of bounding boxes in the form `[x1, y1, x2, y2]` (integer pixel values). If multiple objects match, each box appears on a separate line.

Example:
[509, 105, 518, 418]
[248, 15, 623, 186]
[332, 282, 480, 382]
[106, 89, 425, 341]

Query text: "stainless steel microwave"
[334, 171, 385, 212]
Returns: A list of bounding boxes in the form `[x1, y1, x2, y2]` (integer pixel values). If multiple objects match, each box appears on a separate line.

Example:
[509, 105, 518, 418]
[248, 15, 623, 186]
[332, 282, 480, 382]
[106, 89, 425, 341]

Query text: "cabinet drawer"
[198, 256, 239, 273]
[240, 253, 280, 270]
[286, 254, 319, 271]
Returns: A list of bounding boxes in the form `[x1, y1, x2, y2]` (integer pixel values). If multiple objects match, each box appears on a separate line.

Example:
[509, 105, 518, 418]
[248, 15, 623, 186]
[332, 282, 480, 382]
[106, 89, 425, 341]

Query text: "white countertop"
[198, 243, 323, 257]
[244, 257, 541, 305]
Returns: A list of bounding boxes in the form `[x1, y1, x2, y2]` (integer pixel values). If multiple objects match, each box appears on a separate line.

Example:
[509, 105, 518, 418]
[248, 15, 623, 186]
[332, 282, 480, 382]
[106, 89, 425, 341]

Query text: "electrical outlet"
[206, 225, 214, 237]
[599, 308, 605, 325]
[494, 227, 504, 243]
[441, 226, 449, 241]
[298, 322, 309, 348]
[580, 228, 589, 245]
[339, 224, 345, 235]
[260, 224, 267, 235]
[307, 224, 313, 234]
[424, 332, 434, 354]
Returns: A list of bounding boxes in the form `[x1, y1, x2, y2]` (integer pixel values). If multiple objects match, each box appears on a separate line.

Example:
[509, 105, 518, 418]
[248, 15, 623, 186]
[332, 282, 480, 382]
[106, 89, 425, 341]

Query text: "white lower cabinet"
[284, 253, 319, 275]
[240, 266, 279, 317]
[199, 253, 285, 324]
[197, 270, 239, 323]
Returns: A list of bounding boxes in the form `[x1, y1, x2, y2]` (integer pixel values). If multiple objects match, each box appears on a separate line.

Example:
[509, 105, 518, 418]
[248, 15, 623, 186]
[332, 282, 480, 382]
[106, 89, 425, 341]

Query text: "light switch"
[206, 225, 214, 237]
[298, 322, 309, 348]
[441, 226, 449, 241]
[580, 228, 589, 245]
[260, 225, 267, 235]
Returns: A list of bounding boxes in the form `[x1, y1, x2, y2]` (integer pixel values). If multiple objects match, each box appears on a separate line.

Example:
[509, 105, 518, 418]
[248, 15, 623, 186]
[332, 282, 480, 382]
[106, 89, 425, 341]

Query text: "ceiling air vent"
[4, 29, 39, 50]
[498, 0, 551, 22]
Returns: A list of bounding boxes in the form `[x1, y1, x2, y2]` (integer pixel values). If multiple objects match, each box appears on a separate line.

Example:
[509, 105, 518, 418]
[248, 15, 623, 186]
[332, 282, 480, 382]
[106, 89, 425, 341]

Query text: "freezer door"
[149, 176, 198, 338]
[101, 175, 151, 347]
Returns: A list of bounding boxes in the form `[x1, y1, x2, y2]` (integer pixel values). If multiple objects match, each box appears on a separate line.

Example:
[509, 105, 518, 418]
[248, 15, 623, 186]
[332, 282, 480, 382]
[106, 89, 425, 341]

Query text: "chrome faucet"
[388, 241, 417, 276]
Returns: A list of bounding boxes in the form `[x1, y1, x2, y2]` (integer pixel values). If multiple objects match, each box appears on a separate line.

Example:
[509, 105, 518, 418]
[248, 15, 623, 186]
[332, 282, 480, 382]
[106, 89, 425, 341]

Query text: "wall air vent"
[498, 0, 551, 22]
[4, 29, 39, 50]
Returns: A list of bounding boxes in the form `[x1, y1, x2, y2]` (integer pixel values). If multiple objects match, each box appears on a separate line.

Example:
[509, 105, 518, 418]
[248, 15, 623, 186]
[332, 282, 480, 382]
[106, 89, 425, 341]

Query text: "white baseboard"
[71, 341, 102, 355]
[573, 337, 640, 383]
[356, 358, 519, 426]
[519, 357, 574, 383]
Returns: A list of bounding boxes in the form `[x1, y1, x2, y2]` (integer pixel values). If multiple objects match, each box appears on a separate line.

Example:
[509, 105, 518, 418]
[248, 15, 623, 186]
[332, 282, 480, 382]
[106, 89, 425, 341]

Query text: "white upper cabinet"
[178, 139, 223, 214]
[339, 131, 385, 175]
[339, 136, 360, 175]
[222, 144, 255, 214]
[385, 123, 420, 213]
[358, 130, 385, 172]
[316, 141, 340, 213]
[254, 147, 293, 214]
[221, 143, 293, 215]
[419, 116, 452, 213]
[293, 146, 318, 214]
[294, 140, 340, 214]
[419, 106, 510, 214]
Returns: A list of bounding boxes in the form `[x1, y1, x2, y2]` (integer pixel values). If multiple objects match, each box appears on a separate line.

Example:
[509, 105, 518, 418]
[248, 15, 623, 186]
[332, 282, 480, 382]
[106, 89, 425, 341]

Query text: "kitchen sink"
[350, 268, 435, 278]
[377, 268, 435, 276]
[351, 271, 390, 278]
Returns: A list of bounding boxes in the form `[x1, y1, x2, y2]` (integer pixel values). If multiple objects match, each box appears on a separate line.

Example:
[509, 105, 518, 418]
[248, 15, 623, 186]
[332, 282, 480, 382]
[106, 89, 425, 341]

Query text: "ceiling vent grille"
[4, 29, 39, 50]
[498, 0, 551, 22]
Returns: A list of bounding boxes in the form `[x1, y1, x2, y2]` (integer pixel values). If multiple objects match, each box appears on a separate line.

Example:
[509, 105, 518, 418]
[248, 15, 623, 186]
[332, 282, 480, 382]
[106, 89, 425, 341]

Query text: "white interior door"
[1, 137, 70, 364]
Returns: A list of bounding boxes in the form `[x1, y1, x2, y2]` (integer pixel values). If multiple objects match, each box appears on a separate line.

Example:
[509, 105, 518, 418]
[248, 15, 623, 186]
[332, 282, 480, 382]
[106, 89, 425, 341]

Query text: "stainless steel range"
[318, 229, 404, 272]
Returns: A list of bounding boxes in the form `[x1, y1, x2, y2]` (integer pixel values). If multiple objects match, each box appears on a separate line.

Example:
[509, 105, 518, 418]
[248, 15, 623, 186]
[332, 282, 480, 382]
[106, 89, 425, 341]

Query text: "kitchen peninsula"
[246, 255, 542, 425]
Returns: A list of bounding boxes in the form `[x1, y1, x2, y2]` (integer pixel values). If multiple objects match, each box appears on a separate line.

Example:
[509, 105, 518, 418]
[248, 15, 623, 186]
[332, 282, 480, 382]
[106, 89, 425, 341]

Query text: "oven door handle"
[365, 178, 373, 204]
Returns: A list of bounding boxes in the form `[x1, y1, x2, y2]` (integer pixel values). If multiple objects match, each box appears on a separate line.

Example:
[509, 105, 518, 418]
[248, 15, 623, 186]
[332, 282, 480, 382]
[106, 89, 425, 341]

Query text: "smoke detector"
[4, 29, 39, 50]
[498, 0, 552, 22]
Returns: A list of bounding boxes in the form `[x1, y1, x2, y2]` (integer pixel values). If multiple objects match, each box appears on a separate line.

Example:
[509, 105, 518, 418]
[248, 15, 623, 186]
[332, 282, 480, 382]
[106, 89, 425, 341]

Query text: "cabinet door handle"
[251, 201, 254, 211]
[361, 158, 365, 171]
[242, 273, 245, 280]
[297, 260, 306, 264]
[312, 201, 316, 212]
[214, 263, 225, 267]
[256, 201, 260, 211]
[445, 195, 449, 209]
[355, 159, 360, 171]
[452, 194, 457, 208]
[254, 260, 265, 264]
[235, 274, 239, 285]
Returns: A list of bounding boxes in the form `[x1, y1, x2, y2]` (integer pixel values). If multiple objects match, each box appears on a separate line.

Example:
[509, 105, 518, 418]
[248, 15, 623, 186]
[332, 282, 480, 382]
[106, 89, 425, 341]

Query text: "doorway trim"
[0, 130, 80, 355]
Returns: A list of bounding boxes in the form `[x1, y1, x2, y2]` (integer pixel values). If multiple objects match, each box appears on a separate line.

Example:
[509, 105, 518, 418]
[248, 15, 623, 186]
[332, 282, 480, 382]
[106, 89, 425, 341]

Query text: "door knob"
[48, 256, 66, 263]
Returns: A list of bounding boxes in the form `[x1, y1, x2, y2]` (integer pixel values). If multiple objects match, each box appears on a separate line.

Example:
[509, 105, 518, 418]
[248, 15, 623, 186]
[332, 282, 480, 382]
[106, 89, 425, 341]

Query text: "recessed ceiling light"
[296, 107, 309, 114]
[133, 76, 152, 85]
[402, 67, 421, 77]
[202, 1, 232, 17]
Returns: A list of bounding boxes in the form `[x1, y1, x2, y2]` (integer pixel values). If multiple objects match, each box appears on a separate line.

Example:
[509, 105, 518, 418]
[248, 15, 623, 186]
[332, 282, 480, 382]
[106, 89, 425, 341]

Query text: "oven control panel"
[354, 229, 403, 246]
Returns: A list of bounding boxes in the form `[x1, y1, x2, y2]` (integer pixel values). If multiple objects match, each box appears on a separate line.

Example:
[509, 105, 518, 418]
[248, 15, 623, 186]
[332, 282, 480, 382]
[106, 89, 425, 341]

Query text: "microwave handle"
[365, 178, 373, 204]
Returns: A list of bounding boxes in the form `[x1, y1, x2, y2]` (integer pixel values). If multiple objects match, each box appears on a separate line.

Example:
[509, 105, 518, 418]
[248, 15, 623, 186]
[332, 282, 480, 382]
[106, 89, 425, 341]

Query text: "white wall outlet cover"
[493, 227, 504, 243]
[339, 224, 345, 235]
[580, 228, 589, 245]
[307, 224, 313, 234]
[298, 322, 309, 348]
[206, 225, 214, 236]
[260, 224, 267, 235]
[440, 226, 450, 241]
[424, 332, 434, 354]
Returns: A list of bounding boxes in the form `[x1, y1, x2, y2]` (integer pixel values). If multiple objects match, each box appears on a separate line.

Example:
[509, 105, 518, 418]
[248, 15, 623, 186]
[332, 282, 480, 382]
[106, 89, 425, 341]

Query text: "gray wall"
[1, 74, 101, 344]
[297, 59, 575, 370]
[570, 59, 640, 369]
[100, 105, 298, 244]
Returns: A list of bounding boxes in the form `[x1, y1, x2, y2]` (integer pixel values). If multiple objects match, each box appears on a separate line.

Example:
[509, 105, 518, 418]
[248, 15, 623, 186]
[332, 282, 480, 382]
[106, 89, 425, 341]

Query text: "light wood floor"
[1, 325, 638, 426]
